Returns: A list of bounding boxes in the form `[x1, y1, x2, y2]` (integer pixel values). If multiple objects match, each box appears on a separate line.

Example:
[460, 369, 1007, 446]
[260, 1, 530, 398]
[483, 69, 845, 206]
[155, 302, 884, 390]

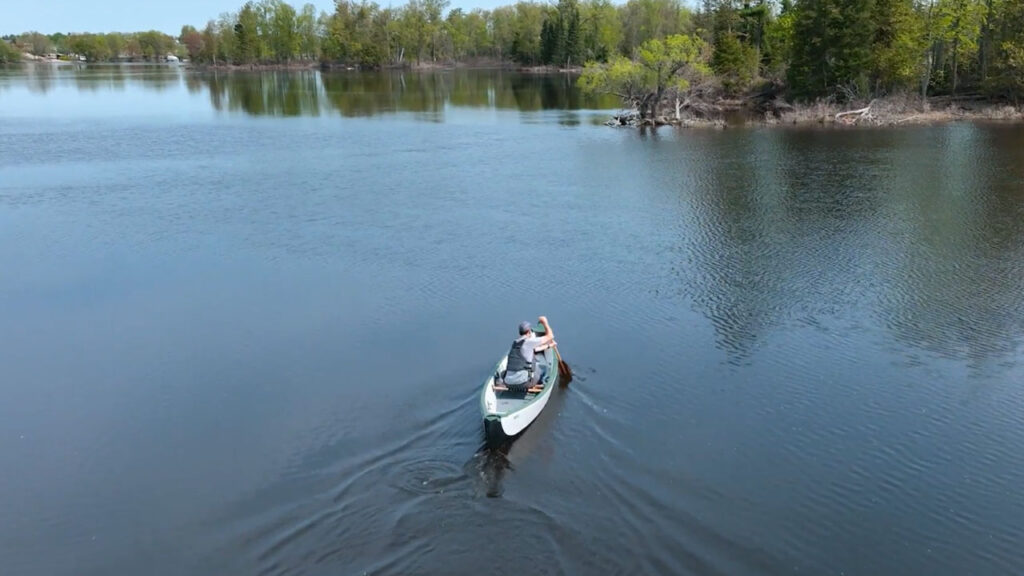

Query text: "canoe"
[480, 346, 559, 438]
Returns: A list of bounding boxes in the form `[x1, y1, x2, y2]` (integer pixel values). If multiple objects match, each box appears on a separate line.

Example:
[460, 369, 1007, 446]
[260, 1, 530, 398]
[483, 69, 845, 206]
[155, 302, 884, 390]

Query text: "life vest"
[505, 337, 532, 373]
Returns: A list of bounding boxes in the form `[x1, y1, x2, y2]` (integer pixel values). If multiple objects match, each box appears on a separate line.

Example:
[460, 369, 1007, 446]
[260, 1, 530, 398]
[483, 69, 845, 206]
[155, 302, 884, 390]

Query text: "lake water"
[2, 64, 1024, 575]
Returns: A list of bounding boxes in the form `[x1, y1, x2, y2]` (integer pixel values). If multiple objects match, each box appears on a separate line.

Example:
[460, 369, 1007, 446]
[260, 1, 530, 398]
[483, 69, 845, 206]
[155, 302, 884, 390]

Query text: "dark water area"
[2, 64, 1024, 575]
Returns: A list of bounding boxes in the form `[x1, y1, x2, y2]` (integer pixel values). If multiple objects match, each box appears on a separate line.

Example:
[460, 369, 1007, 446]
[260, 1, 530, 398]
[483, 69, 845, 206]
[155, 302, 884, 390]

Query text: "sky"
[2, 0, 508, 36]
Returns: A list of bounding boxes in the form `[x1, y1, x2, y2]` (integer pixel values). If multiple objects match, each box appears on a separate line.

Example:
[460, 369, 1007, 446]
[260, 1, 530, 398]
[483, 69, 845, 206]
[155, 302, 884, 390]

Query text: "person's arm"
[534, 339, 557, 352]
[537, 316, 554, 345]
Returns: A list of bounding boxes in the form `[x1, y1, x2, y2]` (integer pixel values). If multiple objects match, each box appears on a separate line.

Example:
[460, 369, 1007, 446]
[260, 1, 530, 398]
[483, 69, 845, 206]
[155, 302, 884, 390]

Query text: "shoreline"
[608, 95, 1024, 129]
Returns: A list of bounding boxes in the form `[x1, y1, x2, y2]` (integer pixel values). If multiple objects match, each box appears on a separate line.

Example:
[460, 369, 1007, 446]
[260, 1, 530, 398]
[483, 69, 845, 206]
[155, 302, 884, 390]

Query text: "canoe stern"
[483, 414, 504, 439]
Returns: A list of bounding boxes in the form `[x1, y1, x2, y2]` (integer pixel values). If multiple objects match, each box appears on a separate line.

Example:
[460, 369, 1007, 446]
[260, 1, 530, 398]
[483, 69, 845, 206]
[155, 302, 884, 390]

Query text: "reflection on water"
[216, 69, 615, 118]
[1, 63, 182, 94]
[0, 64, 618, 118]
[639, 127, 1024, 367]
[194, 71, 325, 118]
[876, 127, 1024, 368]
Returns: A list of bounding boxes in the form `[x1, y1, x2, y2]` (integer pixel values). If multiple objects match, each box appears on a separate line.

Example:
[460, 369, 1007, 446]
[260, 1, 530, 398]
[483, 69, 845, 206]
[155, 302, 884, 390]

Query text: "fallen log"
[835, 99, 875, 123]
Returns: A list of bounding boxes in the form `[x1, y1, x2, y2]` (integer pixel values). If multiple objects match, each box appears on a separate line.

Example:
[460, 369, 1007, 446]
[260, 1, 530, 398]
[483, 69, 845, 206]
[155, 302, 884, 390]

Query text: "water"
[2, 64, 1024, 575]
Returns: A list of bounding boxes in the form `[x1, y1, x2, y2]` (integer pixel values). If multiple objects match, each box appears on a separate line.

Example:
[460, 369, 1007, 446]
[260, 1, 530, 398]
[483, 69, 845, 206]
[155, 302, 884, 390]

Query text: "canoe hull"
[480, 348, 558, 439]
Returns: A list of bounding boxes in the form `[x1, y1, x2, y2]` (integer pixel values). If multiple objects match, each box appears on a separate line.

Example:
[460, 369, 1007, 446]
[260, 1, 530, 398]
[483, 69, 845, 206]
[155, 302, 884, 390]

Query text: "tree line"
[2, 31, 179, 63]
[3, 0, 1024, 100]
[181, 0, 1024, 99]
[171, 0, 692, 69]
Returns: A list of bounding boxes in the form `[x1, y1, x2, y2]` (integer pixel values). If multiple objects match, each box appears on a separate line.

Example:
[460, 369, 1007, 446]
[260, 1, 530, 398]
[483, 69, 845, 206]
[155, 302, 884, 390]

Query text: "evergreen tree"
[789, 0, 876, 99]
[541, 16, 558, 63]
[565, 3, 582, 66]
[712, 30, 759, 93]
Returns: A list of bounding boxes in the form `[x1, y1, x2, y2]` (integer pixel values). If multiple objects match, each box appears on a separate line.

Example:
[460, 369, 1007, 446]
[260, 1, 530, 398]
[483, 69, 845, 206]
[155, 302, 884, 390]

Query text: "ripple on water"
[363, 497, 569, 575]
[246, 447, 478, 574]
[247, 443, 583, 575]
[237, 384, 533, 575]
[391, 457, 473, 496]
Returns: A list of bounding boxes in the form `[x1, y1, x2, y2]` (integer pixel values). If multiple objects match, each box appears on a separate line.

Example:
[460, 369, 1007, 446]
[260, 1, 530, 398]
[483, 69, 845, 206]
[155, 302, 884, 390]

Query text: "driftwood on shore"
[835, 99, 876, 124]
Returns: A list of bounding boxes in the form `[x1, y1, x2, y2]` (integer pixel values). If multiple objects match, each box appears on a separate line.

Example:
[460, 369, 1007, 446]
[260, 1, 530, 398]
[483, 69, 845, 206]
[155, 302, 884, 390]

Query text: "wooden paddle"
[553, 342, 573, 383]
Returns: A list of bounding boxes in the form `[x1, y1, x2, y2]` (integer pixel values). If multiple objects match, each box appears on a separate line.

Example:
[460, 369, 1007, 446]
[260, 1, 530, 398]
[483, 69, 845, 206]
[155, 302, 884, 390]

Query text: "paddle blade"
[552, 343, 573, 385]
[558, 359, 573, 384]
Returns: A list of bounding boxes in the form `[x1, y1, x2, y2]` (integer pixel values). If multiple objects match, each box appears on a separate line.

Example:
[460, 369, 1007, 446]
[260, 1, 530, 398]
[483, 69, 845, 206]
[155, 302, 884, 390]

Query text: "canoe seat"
[493, 383, 543, 394]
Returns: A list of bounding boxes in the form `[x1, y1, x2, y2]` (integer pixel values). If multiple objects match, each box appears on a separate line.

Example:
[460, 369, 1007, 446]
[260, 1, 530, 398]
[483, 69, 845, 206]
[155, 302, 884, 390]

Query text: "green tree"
[453, 9, 492, 58]
[323, 0, 387, 66]
[216, 14, 238, 63]
[69, 34, 111, 61]
[870, 0, 926, 93]
[491, 5, 518, 60]
[446, 8, 472, 59]
[106, 32, 126, 60]
[541, 11, 559, 63]
[398, 0, 430, 63]
[297, 3, 320, 58]
[423, 0, 450, 61]
[544, 0, 583, 66]
[18, 32, 53, 56]
[137, 30, 172, 60]
[48, 32, 69, 54]
[580, 0, 623, 62]
[762, 0, 795, 79]
[254, 0, 273, 60]
[579, 33, 711, 118]
[935, 0, 986, 92]
[712, 32, 759, 93]
[376, 6, 404, 64]
[236, 3, 262, 63]
[0, 39, 20, 63]
[504, 2, 547, 64]
[619, 0, 693, 56]
[270, 0, 300, 61]
[988, 0, 1024, 98]
[124, 36, 142, 60]
[789, 0, 876, 99]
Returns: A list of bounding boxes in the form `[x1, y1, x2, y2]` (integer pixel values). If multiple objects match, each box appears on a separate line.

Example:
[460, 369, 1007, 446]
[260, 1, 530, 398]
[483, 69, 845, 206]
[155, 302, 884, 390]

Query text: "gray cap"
[518, 321, 532, 335]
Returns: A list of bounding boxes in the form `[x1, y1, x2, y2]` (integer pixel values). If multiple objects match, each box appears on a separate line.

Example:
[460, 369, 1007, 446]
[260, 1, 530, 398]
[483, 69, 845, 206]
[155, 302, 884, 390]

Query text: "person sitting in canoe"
[497, 316, 555, 389]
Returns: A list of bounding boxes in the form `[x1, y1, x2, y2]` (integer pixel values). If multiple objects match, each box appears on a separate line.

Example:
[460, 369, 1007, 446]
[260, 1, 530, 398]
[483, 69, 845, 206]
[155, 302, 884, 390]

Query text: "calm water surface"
[2, 65, 1024, 575]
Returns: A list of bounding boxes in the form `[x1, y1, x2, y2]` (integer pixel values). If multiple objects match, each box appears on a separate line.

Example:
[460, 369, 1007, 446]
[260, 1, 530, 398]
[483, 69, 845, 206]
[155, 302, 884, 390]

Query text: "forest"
[4, 0, 1024, 104]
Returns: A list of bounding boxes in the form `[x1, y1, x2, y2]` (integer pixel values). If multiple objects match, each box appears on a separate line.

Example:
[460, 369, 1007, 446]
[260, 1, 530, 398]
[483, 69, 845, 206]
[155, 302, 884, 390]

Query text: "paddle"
[553, 342, 573, 383]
